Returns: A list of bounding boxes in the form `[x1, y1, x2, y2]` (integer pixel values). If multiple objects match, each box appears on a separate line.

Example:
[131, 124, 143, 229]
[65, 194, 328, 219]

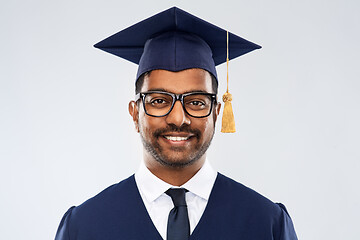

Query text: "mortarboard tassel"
[221, 31, 236, 133]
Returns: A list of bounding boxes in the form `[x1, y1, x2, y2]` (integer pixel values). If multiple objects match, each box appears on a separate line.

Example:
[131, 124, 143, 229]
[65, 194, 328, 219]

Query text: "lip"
[160, 132, 195, 146]
[162, 132, 195, 138]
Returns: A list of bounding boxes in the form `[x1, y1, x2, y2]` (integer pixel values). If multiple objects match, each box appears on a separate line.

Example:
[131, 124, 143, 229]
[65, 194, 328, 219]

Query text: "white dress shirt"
[134, 160, 217, 240]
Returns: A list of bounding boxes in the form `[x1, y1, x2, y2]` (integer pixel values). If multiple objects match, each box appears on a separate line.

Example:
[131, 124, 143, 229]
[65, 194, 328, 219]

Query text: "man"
[55, 7, 298, 240]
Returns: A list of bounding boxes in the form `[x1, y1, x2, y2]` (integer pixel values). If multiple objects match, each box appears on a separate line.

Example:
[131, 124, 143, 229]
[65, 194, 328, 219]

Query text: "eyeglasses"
[135, 91, 217, 118]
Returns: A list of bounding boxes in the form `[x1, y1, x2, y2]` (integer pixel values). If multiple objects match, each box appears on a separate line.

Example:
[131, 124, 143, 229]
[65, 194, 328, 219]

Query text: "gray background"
[1, 0, 359, 239]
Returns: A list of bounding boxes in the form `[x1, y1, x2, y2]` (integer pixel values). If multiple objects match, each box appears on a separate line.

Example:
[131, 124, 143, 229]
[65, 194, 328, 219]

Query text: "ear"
[214, 102, 221, 124]
[128, 101, 140, 133]
[214, 102, 221, 123]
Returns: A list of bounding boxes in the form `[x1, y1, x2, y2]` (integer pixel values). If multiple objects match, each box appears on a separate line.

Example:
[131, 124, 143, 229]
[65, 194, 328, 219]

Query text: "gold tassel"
[221, 92, 236, 132]
[221, 31, 236, 133]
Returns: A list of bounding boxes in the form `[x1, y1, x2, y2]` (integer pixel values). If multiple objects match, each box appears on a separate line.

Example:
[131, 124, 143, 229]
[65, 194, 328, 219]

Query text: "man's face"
[129, 68, 220, 168]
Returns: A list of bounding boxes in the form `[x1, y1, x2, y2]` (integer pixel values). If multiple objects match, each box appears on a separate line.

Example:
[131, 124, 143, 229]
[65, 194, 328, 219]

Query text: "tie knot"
[165, 188, 188, 207]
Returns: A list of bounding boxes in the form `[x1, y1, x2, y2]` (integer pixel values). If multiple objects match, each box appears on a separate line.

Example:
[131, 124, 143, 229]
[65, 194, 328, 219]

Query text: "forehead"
[141, 69, 213, 94]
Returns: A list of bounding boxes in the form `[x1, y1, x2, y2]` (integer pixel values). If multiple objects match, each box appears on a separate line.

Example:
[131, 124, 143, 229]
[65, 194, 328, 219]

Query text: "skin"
[129, 69, 221, 186]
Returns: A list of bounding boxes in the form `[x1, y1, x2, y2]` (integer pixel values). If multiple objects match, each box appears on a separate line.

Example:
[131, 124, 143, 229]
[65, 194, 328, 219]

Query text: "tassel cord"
[226, 31, 229, 94]
[221, 30, 236, 133]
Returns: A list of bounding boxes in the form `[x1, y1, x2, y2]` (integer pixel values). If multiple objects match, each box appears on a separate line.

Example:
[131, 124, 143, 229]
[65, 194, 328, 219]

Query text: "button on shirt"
[134, 160, 217, 240]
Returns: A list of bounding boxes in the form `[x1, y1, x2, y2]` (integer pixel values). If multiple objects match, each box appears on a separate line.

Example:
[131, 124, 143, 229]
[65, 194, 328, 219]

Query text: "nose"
[165, 100, 191, 126]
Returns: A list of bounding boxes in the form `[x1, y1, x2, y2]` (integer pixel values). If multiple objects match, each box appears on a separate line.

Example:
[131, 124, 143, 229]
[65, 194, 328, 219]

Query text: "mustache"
[153, 124, 201, 139]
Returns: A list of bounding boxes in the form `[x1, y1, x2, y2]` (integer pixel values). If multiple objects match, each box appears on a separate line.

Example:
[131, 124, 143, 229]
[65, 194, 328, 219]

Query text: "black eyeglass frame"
[135, 91, 217, 118]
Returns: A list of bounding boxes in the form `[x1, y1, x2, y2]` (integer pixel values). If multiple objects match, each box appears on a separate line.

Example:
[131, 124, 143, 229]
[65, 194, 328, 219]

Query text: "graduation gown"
[55, 173, 298, 240]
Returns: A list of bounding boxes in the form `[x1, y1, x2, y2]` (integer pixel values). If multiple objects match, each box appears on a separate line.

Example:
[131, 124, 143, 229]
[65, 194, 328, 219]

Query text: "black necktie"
[166, 188, 190, 240]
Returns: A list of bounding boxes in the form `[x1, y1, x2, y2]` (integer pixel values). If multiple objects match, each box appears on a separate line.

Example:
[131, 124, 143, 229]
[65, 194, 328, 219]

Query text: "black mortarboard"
[94, 6, 261, 81]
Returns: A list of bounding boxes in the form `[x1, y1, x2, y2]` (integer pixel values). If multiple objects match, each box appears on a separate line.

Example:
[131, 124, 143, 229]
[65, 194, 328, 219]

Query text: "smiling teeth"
[165, 136, 189, 141]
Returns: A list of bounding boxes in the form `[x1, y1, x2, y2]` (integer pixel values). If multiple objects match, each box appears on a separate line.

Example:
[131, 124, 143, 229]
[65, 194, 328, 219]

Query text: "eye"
[189, 100, 205, 106]
[148, 97, 172, 108]
[151, 98, 167, 105]
[185, 98, 208, 111]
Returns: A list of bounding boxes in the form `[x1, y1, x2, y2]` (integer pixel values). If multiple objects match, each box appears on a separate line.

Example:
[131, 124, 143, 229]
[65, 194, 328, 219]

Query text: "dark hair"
[135, 70, 218, 94]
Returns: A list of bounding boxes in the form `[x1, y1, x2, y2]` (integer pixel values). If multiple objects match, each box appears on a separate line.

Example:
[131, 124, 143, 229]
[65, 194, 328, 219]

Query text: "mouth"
[163, 136, 191, 141]
[161, 133, 195, 145]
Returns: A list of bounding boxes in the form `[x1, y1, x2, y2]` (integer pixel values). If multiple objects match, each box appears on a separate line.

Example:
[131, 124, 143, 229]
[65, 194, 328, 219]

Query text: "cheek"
[138, 112, 165, 133]
[195, 118, 214, 135]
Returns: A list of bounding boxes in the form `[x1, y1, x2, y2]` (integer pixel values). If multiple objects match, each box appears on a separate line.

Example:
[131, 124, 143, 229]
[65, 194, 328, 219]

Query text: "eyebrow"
[147, 88, 213, 94]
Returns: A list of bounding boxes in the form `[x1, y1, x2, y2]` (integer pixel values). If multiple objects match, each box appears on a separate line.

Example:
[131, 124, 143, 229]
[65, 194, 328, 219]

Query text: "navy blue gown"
[55, 173, 298, 240]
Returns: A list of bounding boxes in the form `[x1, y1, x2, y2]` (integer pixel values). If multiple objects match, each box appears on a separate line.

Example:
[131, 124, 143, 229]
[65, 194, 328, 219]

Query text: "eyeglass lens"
[143, 93, 213, 117]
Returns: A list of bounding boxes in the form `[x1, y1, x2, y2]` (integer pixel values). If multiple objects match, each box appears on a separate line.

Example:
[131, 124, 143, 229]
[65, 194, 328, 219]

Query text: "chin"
[141, 132, 211, 169]
[156, 157, 199, 168]
[156, 147, 208, 167]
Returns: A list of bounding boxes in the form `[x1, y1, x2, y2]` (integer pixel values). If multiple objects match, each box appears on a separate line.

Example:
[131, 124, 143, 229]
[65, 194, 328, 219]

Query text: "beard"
[139, 124, 215, 168]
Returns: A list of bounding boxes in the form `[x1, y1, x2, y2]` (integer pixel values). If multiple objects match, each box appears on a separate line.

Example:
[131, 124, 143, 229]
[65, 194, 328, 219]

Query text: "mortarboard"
[94, 7, 261, 132]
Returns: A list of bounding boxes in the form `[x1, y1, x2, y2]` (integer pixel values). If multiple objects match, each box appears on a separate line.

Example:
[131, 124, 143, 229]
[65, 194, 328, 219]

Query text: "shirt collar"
[135, 159, 217, 203]
[182, 160, 217, 200]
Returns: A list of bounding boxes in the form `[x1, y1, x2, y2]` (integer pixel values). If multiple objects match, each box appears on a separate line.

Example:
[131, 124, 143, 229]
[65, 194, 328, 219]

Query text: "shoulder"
[55, 175, 141, 239]
[73, 174, 137, 213]
[66, 175, 139, 225]
[213, 173, 284, 217]
[193, 173, 298, 239]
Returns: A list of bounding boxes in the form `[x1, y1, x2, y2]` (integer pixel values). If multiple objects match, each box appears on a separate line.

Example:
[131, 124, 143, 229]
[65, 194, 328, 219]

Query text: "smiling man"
[55, 7, 298, 240]
[130, 69, 219, 187]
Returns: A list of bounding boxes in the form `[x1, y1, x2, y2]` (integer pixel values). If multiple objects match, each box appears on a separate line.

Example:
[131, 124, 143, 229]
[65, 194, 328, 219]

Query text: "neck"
[143, 152, 206, 186]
